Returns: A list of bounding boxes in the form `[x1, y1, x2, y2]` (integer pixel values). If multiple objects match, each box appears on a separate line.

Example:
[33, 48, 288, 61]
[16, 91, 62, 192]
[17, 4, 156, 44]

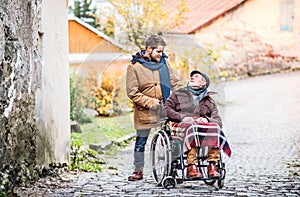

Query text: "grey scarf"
[187, 83, 207, 106]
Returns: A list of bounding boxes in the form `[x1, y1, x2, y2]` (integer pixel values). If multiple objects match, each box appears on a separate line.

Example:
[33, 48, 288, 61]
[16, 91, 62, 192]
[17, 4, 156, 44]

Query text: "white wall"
[37, 0, 70, 164]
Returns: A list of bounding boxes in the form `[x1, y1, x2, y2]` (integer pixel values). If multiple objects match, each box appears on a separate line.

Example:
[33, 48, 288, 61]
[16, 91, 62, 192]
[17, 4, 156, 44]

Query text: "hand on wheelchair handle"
[182, 116, 208, 123]
[196, 117, 208, 123]
[153, 99, 162, 110]
[182, 116, 194, 123]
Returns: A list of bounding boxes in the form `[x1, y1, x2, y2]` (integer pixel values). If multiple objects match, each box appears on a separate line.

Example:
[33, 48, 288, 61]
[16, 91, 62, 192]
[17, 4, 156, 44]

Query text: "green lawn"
[78, 113, 135, 145]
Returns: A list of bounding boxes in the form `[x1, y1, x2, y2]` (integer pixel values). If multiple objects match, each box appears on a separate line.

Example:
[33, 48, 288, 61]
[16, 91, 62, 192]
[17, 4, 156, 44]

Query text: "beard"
[150, 51, 160, 62]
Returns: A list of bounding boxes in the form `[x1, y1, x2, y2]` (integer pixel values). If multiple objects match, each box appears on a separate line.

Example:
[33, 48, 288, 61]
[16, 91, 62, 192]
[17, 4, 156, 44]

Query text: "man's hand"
[196, 117, 208, 123]
[153, 99, 162, 110]
[182, 117, 194, 123]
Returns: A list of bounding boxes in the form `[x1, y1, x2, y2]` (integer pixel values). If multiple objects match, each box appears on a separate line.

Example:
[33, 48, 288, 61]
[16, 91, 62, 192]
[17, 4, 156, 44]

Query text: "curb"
[113, 133, 136, 145]
[89, 133, 136, 154]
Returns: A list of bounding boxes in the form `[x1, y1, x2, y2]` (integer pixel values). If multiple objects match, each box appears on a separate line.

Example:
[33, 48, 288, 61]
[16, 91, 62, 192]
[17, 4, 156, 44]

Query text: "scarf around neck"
[131, 50, 171, 102]
[187, 83, 208, 106]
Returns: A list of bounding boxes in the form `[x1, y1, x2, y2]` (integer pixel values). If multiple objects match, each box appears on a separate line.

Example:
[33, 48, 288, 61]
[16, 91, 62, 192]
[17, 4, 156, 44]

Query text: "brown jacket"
[163, 88, 222, 128]
[126, 61, 182, 130]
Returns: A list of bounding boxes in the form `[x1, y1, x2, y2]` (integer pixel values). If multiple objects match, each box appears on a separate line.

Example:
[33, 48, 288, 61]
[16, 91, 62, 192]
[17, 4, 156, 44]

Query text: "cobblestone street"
[15, 71, 300, 196]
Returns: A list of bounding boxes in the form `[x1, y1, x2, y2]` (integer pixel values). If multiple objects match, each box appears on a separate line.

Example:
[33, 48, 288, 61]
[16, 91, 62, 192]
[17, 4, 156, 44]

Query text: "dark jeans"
[133, 129, 151, 168]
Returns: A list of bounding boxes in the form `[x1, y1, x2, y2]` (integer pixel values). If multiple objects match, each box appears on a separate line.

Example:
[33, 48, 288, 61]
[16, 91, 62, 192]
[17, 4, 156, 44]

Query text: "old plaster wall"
[194, 0, 300, 77]
[236, 0, 300, 56]
[38, 0, 70, 166]
[0, 0, 69, 191]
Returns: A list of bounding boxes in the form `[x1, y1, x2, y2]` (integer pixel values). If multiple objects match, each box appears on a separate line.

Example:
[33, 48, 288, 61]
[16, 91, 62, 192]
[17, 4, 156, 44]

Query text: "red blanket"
[167, 121, 232, 157]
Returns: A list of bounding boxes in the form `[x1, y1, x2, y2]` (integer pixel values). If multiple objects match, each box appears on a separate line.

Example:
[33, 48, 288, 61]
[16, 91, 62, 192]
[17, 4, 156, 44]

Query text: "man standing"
[126, 34, 182, 181]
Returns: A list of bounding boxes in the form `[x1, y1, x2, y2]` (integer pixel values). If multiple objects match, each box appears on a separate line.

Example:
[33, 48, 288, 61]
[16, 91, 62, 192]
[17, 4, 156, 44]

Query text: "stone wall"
[0, 0, 70, 192]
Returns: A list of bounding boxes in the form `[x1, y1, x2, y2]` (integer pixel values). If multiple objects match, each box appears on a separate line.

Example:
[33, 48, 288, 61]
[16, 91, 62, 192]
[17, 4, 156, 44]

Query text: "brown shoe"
[187, 165, 202, 178]
[208, 163, 220, 178]
[175, 177, 183, 184]
[128, 167, 143, 181]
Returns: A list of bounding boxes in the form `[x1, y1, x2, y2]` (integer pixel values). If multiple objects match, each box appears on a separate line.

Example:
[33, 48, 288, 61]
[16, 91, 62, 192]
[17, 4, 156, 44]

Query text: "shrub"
[94, 73, 114, 116]
[70, 73, 92, 124]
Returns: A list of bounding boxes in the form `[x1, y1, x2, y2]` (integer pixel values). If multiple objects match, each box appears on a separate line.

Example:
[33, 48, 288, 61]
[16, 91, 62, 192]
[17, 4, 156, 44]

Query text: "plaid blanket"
[167, 121, 232, 157]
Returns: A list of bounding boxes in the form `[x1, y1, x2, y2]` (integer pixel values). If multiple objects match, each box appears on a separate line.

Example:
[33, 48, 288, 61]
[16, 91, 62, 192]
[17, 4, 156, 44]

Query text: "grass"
[69, 113, 135, 172]
[79, 112, 135, 146]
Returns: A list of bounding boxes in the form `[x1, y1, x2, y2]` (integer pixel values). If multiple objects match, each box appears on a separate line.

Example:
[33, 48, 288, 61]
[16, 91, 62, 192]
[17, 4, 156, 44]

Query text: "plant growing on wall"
[69, 133, 104, 172]
[181, 45, 224, 82]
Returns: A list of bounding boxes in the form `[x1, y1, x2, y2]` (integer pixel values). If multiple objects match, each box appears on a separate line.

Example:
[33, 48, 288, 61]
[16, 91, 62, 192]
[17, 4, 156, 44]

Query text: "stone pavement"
[15, 71, 300, 196]
[14, 169, 300, 196]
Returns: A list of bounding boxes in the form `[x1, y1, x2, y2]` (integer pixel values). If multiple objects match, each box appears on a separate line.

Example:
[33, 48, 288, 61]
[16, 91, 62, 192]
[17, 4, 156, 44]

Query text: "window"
[279, 0, 294, 31]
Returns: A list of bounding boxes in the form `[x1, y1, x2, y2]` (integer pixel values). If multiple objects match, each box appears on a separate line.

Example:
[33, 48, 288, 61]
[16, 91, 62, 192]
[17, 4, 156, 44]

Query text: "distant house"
[164, 0, 300, 77]
[68, 15, 131, 115]
[68, 15, 130, 79]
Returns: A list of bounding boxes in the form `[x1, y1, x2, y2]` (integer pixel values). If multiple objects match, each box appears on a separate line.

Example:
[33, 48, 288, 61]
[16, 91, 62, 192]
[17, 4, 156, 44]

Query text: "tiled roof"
[68, 14, 128, 51]
[164, 0, 246, 34]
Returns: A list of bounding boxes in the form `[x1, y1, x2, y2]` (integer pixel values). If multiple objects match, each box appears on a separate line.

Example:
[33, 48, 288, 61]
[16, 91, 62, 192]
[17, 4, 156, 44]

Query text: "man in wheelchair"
[163, 70, 231, 179]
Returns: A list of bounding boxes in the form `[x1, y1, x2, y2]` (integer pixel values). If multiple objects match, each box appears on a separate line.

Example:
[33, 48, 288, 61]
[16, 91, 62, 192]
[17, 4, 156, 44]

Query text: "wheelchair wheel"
[218, 179, 224, 189]
[150, 130, 172, 185]
[217, 160, 226, 189]
[198, 147, 226, 188]
[198, 147, 216, 186]
[162, 176, 177, 189]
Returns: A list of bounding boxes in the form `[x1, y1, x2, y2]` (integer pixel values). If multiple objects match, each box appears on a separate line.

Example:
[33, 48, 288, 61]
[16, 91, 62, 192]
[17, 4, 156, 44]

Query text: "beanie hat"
[190, 70, 210, 87]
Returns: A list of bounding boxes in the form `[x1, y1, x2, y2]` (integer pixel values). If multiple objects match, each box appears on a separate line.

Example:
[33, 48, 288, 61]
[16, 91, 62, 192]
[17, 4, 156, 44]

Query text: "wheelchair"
[149, 119, 227, 189]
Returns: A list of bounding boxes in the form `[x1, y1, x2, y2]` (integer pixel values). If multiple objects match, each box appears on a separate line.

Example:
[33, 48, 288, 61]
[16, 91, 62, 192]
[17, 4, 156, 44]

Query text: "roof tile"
[164, 0, 247, 34]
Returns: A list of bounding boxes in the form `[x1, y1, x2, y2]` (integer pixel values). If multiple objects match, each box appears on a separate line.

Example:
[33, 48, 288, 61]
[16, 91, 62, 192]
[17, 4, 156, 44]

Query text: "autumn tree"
[97, 0, 189, 49]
